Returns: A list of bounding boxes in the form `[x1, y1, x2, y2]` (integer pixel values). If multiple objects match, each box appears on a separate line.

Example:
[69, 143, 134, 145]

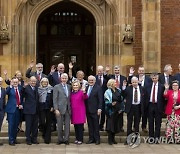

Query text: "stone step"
[0, 130, 166, 144]
[0, 130, 166, 137]
[0, 136, 154, 144]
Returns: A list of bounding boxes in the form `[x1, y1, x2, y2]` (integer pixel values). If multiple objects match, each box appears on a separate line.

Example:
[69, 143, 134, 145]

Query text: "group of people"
[0, 62, 180, 146]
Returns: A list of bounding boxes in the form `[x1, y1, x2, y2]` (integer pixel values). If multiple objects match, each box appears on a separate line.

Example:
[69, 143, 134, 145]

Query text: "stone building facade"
[0, 0, 179, 78]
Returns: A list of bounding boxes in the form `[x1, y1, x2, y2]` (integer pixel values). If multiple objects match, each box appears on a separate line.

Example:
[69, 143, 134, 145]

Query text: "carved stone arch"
[27, 0, 106, 67]
[13, 0, 118, 73]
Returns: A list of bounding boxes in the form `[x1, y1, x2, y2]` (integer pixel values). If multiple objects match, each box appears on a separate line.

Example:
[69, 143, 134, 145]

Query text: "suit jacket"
[109, 74, 127, 89]
[23, 85, 39, 114]
[146, 82, 164, 113]
[95, 74, 109, 94]
[124, 86, 145, 116]
[0, 88, 6, 114]
[53, 83, 71, 114]
[85, 84, 103, 114]
[5, 86, 23, 113]
[48, 72, 61, 87]
[128, 75, 151, 88]
[26, 68, 47, 80]
[159, 74, 174, 86]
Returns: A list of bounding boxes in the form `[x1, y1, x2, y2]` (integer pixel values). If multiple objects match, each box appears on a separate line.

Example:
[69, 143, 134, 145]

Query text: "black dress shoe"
[57, 141, 64, 145]
[86, 140, 95, 144]
[32, 141, 39, 144]
[14, 141, 20, 144]
[112, 140, 117, 144]
[26, 142, 32, 145]
[100, 128, 104, 131]
[95, 140, 100, 145]
[9, 142, 15, 146]
[0, 143, 3, 146]
[124, 141, 128, 145]
[64, 141, 69, 145]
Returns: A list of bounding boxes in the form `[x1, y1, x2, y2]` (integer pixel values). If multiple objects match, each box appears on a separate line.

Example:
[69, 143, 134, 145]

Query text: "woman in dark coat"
[104, 79, 124, 145]
[38, 77, 53, 144]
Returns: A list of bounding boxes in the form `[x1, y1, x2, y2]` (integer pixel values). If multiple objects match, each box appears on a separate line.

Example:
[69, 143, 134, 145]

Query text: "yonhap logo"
[127, 132, 141, 148]
[126, 133, 178, 147]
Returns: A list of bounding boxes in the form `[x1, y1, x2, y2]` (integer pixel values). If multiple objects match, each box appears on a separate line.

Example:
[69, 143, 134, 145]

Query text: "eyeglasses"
[172, 85, 179, 86]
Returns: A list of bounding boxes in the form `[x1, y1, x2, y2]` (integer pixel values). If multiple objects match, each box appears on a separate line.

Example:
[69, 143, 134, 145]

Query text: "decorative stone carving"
[90, 0, 105, 6]
[122, 24, 133, 44]
[0, 16, 10, 43]
[28, 0, 41, 6]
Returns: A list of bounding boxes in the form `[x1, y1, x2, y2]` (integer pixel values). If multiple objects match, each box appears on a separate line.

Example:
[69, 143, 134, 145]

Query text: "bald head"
[97, 65, 104, 76]
[88, 75, 96, 86]
[131, 76, 139, 88]
[57, 63, 65, 73]
[30, 76, 37, 87]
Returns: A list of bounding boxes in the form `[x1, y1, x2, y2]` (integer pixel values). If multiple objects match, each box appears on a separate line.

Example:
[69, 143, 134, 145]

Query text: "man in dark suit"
[53, 73, 71, 145]
[5, 77, 23, 146]
[159, 64, 174, 86]
[146, 73, 164, 143]
[159, 64, 174, 118]
[86, 75, 103, 145]
[23, 76, 39, 145]
[128, 66, 151, 132]
[0, 77, 6, 146]
[48, 63, 65, 86]
[26, 61, 47, 83]
[95, 65, 109, 131]
[124, 76, 146, 144]
[109, 65, 127, 132]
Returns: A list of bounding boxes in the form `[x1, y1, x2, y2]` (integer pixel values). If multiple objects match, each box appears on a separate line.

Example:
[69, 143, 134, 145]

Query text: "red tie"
[115, 76, 120, 88]
[15, 89, 20, 106]
[37, 73, 41, 81]
[152, 83, 156, 103]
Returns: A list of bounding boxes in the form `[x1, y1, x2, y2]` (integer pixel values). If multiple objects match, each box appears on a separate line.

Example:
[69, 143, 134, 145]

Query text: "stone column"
[142, 0, 161, 73]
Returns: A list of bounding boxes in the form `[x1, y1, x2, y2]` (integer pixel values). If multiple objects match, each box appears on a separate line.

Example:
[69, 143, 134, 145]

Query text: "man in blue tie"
[85, 75, 103, 145]
[53, 73, 71, 145]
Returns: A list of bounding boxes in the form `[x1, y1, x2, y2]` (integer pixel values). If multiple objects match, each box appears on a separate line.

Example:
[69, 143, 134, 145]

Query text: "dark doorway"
[37, 1, 96, 77]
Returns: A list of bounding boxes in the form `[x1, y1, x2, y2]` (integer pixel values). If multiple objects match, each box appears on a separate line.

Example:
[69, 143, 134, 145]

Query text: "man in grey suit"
[0, 77, 6, 146]
[53, 73, 71, 145]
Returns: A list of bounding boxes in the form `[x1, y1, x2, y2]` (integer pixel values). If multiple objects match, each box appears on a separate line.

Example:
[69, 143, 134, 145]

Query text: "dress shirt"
[150, 82, 158, 103]
[132, 86, 141, 105]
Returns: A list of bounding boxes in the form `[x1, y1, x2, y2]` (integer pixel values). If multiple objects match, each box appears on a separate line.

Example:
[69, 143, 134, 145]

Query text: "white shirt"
[150, 82, 158, 103]
[132, 86, 141, 105]
[99, 75, 103, 85]
[164, 73, 169, 84]
[139, 75, 145, 87]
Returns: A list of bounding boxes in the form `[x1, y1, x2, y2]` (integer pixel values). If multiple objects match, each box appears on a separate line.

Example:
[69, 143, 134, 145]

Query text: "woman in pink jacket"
[70, 80, 88, 145]
[164, 80, 180, 144]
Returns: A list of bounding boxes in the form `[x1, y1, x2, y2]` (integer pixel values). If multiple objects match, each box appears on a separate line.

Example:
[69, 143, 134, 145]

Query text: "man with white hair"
[0, 77, 6, 146]
[53, 73, 71, 145]
[86, 75, 103, 145]
[159, 64, 174, 86]
[124, 76, 146, 145]
[48, 63, 65, 86]
[26, 61, 47, 82]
